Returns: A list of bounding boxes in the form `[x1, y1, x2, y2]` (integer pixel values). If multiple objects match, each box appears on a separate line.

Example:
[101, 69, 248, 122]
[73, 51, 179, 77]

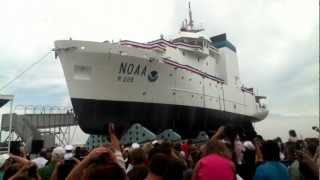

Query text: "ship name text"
[117, 62, 147, 83]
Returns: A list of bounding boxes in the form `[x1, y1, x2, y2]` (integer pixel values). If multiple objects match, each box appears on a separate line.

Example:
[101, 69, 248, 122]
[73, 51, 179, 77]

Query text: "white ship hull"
[55, 40, 268, 137]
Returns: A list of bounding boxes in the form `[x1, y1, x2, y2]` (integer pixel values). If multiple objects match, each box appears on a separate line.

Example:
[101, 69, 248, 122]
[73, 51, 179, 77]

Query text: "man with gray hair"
[39, 147, 65, 180]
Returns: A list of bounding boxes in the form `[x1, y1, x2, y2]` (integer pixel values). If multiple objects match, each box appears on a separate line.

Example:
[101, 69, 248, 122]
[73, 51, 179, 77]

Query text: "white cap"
[64, 145, 74, 160]
[131, 143, 140, 149]
[65, 145, 74, 151]
[152, 140, 158, 145]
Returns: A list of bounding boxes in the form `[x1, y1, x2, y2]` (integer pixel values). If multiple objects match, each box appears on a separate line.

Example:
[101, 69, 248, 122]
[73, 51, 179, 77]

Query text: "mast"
[188, 2, 194, 29]
[180, 1, 203, 32]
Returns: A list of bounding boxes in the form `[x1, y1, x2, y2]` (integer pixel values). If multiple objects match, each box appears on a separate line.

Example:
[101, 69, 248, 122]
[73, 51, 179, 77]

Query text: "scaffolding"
[0, 95, 14, 154]
[0, 105, 77, 152]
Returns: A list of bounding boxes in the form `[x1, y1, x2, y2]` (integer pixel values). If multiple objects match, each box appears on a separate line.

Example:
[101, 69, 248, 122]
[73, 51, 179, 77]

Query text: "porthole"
[169, 73, 172, 77]
[192, 95, 194, 98]
[173, 92, 176, 95]
[189, 78, 192, 81]
[181, 76, 184, 80]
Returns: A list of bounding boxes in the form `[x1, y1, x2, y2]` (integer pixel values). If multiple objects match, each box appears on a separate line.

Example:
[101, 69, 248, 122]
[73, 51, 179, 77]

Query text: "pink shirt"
[196, 154, 235, 180]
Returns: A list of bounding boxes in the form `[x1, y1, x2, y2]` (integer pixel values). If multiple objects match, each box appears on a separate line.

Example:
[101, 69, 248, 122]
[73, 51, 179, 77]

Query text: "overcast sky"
[0, 0, 319, 144]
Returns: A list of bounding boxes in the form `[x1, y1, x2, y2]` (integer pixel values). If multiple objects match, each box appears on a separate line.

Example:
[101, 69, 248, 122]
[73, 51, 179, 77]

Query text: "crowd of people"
[0, 124, 318, 180]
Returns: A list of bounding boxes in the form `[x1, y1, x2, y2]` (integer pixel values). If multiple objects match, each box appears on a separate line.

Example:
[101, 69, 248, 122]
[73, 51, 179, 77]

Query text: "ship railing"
[120, 40, 166, 51]
[173, 42, 202, 49]
[148, 39, 178, 48]
[241, 87, 254, 95]
[162, 58, 224, 83]
[122, 39, 205, 50]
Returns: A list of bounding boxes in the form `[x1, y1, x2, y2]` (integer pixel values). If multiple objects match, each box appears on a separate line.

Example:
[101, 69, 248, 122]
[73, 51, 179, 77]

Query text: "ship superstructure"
[55, 3, 268, 137]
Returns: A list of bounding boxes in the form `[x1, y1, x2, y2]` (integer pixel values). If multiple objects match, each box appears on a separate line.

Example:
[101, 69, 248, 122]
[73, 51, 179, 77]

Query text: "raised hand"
[108, 123, 115, 135]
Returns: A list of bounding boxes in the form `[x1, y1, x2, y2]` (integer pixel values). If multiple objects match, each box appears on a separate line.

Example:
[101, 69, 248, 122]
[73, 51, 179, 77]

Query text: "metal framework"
[0, 94, 14, 154]
[0, 105, 77, 150]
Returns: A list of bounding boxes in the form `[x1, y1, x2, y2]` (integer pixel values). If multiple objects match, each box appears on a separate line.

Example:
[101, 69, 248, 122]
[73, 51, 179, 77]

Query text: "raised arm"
[210, 126, 224, 142]
[9, 154, 29, 165]
[109, 123, 121, 151]
[66, 147, 110, 180]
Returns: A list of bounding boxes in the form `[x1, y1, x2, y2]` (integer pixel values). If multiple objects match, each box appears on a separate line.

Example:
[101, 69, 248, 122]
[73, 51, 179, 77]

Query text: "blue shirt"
[253, 161, 290, 180]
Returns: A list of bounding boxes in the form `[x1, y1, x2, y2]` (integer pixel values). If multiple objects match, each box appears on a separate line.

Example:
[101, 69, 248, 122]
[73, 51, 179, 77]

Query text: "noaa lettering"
[134, 65, 140, 75]
[141, 66, 147, 76]
[119, 62, 127, 74]
[119, 62, 147, 76]
[127, 64, 134, 75]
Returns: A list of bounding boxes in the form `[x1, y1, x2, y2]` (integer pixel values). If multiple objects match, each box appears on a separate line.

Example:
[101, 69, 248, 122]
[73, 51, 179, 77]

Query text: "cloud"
[268, 112, 318, 119]
[255, 113, 319, 141]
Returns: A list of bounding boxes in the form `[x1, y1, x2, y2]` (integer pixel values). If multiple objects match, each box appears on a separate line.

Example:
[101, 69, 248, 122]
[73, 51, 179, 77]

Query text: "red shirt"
[181, 143, 190, 157]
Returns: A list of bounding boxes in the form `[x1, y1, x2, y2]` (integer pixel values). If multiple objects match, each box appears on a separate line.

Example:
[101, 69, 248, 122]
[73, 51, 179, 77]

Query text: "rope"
[0, 51, 53, 92]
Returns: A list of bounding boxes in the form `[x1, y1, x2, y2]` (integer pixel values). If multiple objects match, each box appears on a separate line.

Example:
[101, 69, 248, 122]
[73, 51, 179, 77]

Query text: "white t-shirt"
[32, 157, 48, 168]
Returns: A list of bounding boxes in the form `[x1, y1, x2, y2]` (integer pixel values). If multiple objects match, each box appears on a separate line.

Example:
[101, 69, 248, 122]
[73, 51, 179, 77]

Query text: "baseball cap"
[64, 145, 74, 160]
